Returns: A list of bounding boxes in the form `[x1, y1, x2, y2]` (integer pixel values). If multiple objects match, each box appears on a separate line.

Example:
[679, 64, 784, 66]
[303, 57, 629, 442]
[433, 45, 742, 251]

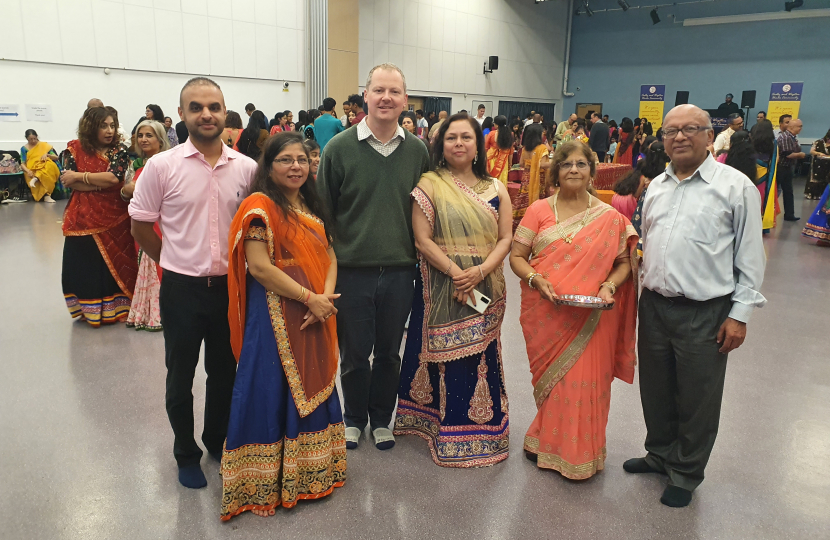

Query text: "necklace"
[553, 192, 591, 244]
[470, 177, 494, 194]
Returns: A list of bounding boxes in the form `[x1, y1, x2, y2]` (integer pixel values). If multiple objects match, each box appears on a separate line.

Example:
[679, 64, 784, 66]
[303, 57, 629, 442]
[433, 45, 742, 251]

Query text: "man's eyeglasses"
[273, 157, 309, 166]
[662, 126, 711, 139]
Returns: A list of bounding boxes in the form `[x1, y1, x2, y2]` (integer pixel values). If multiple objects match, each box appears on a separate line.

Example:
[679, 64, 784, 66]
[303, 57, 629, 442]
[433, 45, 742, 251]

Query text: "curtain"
[424, 97, 453, 118]
[498, 101, 556, 124]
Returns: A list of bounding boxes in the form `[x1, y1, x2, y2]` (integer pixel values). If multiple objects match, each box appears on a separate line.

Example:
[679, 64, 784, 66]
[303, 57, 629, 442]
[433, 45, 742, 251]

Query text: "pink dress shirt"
[129, 138, 257, 277]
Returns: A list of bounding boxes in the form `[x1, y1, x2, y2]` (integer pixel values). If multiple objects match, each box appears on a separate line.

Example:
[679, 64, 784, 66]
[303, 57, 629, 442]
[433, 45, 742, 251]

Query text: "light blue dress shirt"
[641, 153, 767, 323]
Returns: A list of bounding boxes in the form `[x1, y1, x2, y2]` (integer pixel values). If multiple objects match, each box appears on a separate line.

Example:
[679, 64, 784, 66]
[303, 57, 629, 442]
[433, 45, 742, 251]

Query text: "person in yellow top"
[20, 129, 60, 202]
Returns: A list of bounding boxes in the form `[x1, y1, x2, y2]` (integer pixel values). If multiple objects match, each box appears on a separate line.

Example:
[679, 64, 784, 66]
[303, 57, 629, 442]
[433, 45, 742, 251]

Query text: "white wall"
[0, 0, 308, 150]
[357, 0, 569, 117]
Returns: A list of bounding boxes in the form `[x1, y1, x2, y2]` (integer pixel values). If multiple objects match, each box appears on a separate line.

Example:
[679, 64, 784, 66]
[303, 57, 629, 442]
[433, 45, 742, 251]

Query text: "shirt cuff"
[128, 206, 161, 222]
[728, 302, 753, 324]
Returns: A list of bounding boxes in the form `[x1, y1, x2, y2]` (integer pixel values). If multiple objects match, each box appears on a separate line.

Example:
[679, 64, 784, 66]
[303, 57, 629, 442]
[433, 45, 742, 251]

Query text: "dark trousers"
[778, 165, 796, 218]
[637, 288, 732, 492]
[594, 151, 606, 163]
[159, 271, 237, 467]
[335, 265, 416, 431]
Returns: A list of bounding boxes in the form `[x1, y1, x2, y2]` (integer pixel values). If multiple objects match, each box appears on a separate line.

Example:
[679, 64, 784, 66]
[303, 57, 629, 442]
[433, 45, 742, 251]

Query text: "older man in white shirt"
[624, 104, 766, 508]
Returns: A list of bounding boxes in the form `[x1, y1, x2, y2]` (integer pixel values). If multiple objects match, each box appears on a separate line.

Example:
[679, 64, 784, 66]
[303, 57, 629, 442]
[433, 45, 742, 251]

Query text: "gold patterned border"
[513, 225, 535, 247]
[532, 310, 601, 408]
[524, 435, 606, 480]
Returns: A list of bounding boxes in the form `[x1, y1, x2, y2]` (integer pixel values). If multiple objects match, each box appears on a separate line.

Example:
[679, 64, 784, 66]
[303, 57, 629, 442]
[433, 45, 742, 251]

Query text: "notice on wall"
[26, 104, 52, 122]
[766, 83, 802, 124]
[0, 104, 22, 122]
[640, 84, 666, 133]
[638, 85, 665, 130]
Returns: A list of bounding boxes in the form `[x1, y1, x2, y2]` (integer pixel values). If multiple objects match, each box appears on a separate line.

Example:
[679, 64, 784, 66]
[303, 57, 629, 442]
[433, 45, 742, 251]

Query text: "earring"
[440, 158, 446, 167]
[473, 153, 478, 164]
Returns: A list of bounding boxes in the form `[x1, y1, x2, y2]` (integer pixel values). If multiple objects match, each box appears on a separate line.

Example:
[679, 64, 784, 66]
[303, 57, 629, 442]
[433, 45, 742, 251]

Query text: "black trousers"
[637, 288, 732, 492]
[159, 271, 237, 467]
[594, 151, 606, 163]
[335, 265, 416, 431]
[777, 165, 796, 219]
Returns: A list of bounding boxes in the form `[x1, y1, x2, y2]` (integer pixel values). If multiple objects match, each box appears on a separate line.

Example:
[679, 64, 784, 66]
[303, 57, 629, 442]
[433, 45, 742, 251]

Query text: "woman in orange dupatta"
[510, 142, 638, 479]
[222, 133, 345, 521]
[512, 124, 550, 232]
[60, 106, 136, 327]
[485, 115, 513, 185]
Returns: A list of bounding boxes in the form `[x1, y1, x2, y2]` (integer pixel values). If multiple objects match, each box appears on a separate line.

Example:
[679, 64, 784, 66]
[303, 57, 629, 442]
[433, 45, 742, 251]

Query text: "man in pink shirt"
[130, 77, 257, 489]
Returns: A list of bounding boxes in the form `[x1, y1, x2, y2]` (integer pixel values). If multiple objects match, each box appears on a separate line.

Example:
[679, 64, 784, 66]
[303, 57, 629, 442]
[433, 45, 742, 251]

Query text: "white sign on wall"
[26, 104, 52, 122]
[0, 104, 21, 122]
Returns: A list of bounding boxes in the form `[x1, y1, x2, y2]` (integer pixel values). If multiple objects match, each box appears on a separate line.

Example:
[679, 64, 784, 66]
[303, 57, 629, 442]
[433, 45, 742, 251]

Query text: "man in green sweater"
[317, 64, 430, 451]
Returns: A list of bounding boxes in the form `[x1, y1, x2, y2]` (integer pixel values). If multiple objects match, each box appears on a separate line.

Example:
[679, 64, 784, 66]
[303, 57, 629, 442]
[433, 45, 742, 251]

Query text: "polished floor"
[2, 182, 829, 540]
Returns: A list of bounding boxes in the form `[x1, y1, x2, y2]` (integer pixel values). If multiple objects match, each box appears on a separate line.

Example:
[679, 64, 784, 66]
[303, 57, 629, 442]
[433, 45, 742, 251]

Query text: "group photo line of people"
[32, 60, 829, 519]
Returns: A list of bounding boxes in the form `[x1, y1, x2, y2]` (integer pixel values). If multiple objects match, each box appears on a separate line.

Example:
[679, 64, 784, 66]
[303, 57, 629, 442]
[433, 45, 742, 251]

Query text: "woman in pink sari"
[510, 141, 638, 479]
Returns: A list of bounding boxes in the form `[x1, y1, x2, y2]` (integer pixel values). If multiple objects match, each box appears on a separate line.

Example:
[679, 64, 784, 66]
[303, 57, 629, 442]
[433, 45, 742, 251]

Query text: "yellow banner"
[766, 101, 800, 124]
[638, 102, 665, 131]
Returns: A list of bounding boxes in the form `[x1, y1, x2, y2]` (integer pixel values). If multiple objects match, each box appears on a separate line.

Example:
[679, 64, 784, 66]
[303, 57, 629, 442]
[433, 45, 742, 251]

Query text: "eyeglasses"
[273, 157, 309, 166]
[560, 161, 590, 170]
[662, 126, 711, 139]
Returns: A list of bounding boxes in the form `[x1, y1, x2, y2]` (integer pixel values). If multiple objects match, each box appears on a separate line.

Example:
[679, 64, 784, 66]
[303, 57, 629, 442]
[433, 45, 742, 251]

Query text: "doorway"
[576, 103, 602, 119]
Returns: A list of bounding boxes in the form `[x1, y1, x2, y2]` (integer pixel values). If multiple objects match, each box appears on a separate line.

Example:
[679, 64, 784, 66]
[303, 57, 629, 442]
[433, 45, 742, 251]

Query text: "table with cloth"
[593, 163, 632, 190]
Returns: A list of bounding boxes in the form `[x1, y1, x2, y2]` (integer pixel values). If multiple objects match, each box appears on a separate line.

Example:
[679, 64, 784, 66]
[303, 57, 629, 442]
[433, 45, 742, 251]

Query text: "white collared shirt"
[356, 117, 406, 157]
[641, 153, 767, 322]
[475, 114, 486, 125]
[713, 127, 735, 154]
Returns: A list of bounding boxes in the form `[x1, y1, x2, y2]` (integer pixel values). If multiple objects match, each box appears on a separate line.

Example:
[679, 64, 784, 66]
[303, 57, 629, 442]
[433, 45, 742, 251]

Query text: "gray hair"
[134, 120, 170, 158]
[365, 63, 407, 93]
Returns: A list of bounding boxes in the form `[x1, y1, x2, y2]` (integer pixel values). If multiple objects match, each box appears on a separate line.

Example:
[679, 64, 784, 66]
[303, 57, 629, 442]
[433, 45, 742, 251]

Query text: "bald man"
[87, 98, 104, 109]
[627, 105, 767, 507]
[428, 110, 447, 140]
[776, 118, 805, 221]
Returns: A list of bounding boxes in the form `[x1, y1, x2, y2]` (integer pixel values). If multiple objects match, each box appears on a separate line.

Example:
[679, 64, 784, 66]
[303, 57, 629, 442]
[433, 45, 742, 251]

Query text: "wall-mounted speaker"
[675, 91, 689, 106]
[489, 56, 499, 70]
[741, 90, 756, 109]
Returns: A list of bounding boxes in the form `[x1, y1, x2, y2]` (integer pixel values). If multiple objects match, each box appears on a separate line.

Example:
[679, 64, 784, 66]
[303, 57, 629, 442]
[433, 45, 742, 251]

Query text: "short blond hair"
[365, 63, 407, 93]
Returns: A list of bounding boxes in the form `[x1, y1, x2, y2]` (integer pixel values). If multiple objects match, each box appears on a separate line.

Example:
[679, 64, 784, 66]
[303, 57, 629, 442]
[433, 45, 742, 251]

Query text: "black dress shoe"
[784, 216, 801, 221]
[623, 457, 665, 474]
[660, 485, 693, 507]
[524, 450, 538, 463]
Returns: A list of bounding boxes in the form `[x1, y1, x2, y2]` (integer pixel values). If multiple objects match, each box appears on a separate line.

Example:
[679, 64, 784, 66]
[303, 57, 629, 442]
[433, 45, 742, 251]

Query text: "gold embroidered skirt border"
[523, 434, 606, 480]
[394, 399, 509, 469]
[220, 423, 347, 521]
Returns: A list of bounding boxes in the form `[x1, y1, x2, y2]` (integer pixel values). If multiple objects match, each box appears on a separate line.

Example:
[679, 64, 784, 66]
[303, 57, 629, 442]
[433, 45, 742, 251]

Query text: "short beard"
[186, 122, 223, 144]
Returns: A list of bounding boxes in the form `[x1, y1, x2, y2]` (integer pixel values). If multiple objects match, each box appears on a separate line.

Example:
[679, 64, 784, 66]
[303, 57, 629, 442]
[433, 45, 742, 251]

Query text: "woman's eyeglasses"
[273, 157, 309, 167]
[560, 161, 590, 170]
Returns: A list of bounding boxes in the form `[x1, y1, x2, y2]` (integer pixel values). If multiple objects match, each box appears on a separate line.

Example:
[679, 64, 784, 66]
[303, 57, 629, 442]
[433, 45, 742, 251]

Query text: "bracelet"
[83, 172, 90, 185]
[527, 272, 542, 289]
[600, 280, 617, 295]
[445, 259, 453, 275]
[304, 290, 311, 305]
[120, 187, 130, 201]
[478, 265, 485, 280]
[296, 286, 306, 301]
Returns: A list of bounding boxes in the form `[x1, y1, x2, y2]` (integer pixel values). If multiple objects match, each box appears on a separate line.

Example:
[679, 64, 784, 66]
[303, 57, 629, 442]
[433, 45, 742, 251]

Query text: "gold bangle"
[600, 281, 617, 295]
[296, 286, 306, 301]
[527, 272, 542, 289]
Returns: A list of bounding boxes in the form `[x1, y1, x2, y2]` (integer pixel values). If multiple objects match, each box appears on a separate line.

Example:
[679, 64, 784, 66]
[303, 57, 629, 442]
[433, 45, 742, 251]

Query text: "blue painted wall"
[566, 0, 830, 138]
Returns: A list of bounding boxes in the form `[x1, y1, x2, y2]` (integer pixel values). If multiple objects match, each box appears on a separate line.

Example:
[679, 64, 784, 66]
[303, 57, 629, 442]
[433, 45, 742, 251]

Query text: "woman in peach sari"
[485, 115, 512, 185]
[510, 141, 638, 479]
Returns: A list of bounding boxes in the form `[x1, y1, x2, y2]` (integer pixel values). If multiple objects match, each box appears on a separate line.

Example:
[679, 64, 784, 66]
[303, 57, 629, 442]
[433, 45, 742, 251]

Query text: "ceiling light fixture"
[785, 0, 804, 11]
[617, 0, 630, 10]
[650, 7, 661, 24]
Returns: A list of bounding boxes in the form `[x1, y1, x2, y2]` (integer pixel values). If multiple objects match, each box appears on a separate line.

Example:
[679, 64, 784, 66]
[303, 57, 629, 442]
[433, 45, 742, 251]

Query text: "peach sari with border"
[514, 198, 638, 479]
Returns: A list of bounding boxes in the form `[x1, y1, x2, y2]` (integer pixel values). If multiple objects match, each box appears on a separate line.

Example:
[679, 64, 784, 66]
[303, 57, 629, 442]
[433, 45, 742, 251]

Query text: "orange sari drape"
[486, 128, 511, 184]
[228, 193, 338, 416]
[62, 140, 137, 297]
[514, 199, 638, 479]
